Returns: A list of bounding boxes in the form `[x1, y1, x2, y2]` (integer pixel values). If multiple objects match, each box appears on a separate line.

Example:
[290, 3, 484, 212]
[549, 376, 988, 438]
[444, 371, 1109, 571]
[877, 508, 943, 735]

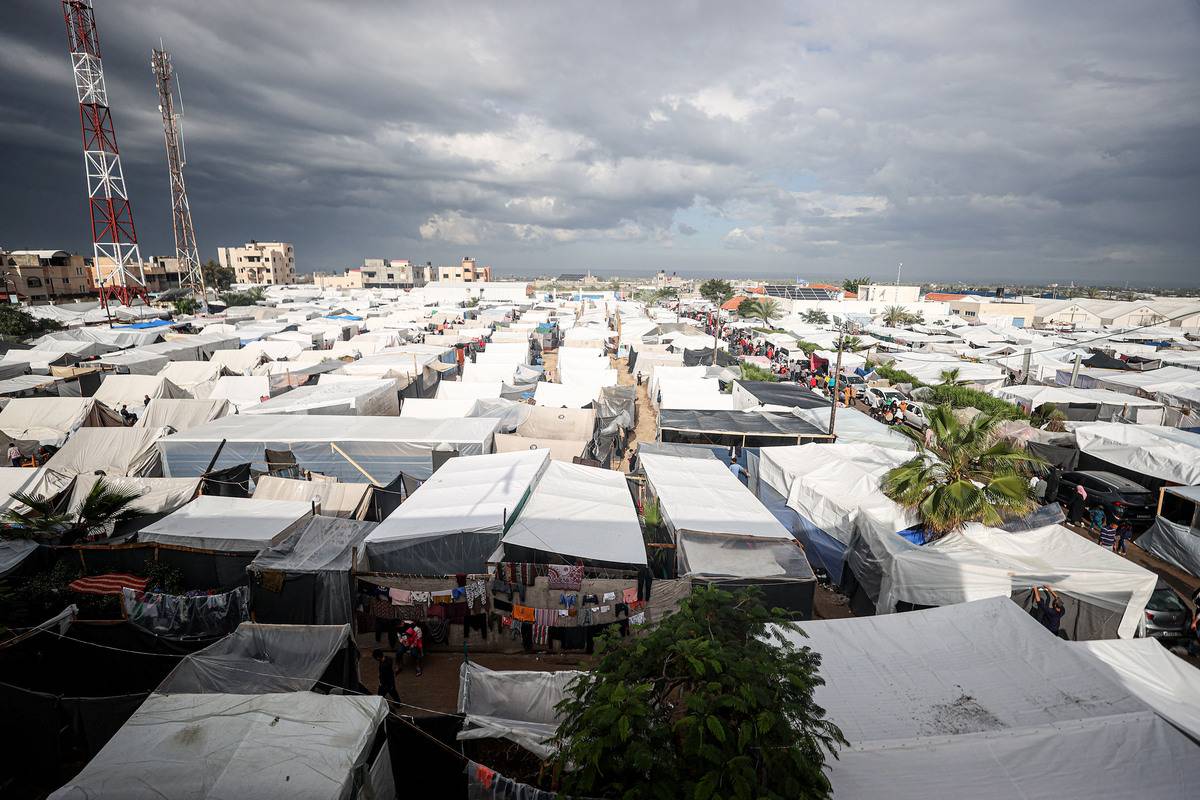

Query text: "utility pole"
[152, 46, 208, 312]
[827, 334, 846, 439]
[1069, 353, 1082, 388]
[60, 0, 147, 309]
[896, 262, 903, 286]
[1021, 347, 1032, 385]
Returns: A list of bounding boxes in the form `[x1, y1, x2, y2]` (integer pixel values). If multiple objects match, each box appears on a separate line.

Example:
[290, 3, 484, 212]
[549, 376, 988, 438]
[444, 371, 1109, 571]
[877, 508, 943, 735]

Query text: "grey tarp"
[733, 381, 830, 409]
[247, 517, 377, 625]
[457, 660, 584, 759]
[135, 399, 230, 433]
[156, 622, 357, 693]
[658, 409, 828, 437]
[1137, 517, 1200, 577]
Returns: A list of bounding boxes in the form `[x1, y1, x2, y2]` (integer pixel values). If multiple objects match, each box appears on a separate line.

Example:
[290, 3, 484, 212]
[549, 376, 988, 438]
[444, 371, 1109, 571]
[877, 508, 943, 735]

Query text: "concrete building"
[1, 249, 95, 302]
[437, 257, 491, 283]
[313, 269, 365, 290]
[216, 241, 296, 285]
[859, 284, 922, 304]
[361, 258, 430, 289]
[945, 297, 1035, 328]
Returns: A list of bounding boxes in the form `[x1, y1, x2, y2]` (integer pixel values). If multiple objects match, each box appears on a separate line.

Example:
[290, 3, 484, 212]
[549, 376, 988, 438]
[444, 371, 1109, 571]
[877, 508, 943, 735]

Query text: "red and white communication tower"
[61, 0, 147, 307]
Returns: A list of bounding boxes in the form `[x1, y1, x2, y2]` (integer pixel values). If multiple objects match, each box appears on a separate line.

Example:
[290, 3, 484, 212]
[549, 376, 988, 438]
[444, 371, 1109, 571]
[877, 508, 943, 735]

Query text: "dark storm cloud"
[1, 1, 1197, 284]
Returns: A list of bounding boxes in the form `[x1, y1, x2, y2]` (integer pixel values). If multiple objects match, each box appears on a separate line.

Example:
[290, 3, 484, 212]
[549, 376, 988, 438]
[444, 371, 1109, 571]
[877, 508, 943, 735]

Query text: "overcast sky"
[2, 1, 1198, 284]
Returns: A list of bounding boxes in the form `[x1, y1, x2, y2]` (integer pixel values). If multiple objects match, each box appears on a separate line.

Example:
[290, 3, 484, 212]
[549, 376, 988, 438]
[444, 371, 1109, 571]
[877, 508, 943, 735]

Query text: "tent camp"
[247, 520, 377, 624]
[252, 475, 372, 519]
[364, 449, 548, 573]
[994, 385, 1167, 424]
[158, 414, 500, 483]
[93, 375, 189, 410]
[44, 426, 169, 477]
[501, 460, 646, 569]
[156, 361, 229, 396]
[639, 453, 816, 615]
[771, 597, 1200, 799]
[49, 692, 393, 800]
[135, 398, 230, 432]
[756, 443, 918, 584]
[436, 380, 502, 402]
[137, 496, 313, 553]
[0, 397, 121, 452]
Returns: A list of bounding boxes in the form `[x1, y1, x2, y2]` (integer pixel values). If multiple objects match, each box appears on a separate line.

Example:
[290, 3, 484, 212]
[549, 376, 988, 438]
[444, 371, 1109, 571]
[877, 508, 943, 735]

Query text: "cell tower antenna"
[60, 0, 147, 308]
[151, 45, 208, 311]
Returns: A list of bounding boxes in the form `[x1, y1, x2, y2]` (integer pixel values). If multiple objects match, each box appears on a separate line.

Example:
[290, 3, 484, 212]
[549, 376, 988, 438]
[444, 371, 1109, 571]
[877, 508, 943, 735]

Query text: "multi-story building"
[361, 258, 431, 289]
[1, 249, 96, 302]
[437, 257, 491, 283]
[313, 269, 365, 290]
[216, 241, 296, 285]
[859, 284, 922, 304]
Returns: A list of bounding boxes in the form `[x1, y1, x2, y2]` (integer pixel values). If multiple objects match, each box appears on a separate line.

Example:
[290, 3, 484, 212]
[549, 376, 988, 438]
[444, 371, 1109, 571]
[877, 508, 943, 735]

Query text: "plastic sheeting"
[365, 449, 548, 573]
[49, 691, 389, 800]
[436, 380, 502, 402]
[156, 361, 228, 396]
[201, 375, 270, 412]
[44, 426, 169, 477]
[93, 375, 189, 410]
[533, 381, 597, 408]
[770, 597, 1200, 800]
[516, 405, 595, 440]
[66, 475, 200, 516]
[1073, 638, 1200, 740]
[493, 434, 586, 462]
[884, 523, 1157, 638]
[457, 661, 583, 758]
[138, 496, 313, 553]
[658, 409, 827, 438]
[1136, 516, 1200, 577]
[502, 460, 647, 566]
[242, 378, 399, 416]
[158, 414, 500, 483]
[135, 399, 230, 432]
[1074, 423, 1200, 485]
[0, 397, 122, 451]
[252, 475, 372, 519]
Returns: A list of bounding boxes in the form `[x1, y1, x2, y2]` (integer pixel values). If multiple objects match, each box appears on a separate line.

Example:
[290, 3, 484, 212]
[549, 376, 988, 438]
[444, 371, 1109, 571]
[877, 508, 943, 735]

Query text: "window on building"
[26, 277, 42, 287]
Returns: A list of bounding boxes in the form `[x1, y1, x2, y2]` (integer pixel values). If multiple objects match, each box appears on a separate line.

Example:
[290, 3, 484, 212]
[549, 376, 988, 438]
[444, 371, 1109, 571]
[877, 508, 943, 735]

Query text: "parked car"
[842, 374, 866, 390]
[1144, 580, 1189, 640]
[1055, 470, 1156, 526]
[899, 401, 929, 431]
[864, 386, 904, 409]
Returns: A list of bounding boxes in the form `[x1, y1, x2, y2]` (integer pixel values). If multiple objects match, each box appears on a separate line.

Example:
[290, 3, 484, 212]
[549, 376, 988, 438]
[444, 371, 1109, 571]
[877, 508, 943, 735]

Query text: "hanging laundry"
[602, 591, 616, 602]
[512, 604, 535, 623]
[546, 563, 584, 590]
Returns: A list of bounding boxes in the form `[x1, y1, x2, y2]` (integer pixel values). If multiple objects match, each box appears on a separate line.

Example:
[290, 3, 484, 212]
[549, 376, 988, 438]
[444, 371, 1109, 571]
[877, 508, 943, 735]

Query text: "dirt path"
[612, 355, 655, 472]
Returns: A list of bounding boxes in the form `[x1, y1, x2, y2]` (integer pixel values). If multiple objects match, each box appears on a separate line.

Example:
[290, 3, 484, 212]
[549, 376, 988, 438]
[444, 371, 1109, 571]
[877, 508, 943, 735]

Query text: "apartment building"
[216, 241, 296, 285]
[313, 269, 365, 290]
[437, 257, 491, 283]
[1, 249, 96, 302]
[859, 284, 922, 304]
[361, 258, 431, 289]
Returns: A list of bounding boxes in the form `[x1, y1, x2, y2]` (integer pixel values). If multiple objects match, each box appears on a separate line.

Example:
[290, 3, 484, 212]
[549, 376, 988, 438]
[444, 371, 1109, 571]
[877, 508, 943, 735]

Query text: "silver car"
[1144, 581, 1189, 641]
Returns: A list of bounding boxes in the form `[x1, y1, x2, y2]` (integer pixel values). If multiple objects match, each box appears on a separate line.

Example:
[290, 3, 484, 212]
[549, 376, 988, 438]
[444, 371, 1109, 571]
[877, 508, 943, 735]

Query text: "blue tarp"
[896, 526, 929, 545]
[324, 314, 362, 321]
[114, 319, 173, 330]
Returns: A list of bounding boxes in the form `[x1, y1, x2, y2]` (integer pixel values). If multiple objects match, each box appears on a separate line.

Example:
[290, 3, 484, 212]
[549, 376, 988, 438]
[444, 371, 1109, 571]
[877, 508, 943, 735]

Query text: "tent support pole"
[201, 438, 227, 477]
[330, 442, 380, 484]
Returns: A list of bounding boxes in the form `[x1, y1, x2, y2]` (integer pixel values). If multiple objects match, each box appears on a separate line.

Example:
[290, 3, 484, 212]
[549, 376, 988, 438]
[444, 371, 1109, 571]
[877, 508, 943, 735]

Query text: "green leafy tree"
[881, 404, 1045, 537]
[737, 297, 783, 329]
[3, 478, 145, 545]
[202, 259, 235, 291]
[801, 309, 830, 325]
[841, 276, 870, 295]
[552, 586, 845, 800]
[938, 367, 961, 385]
[219, 286, 266, 307]
[0, 304, 63, 339]
[653, 287, 680, 303]
[173, 297, 198, 316]
[1030, 402, 1067, 432]
[740, 362, 778, 382]
[698, 279, 734, 307]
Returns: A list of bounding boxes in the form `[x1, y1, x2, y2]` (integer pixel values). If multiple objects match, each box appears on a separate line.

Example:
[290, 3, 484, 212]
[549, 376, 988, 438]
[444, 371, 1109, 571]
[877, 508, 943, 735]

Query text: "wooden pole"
[828, 335, 846, 439]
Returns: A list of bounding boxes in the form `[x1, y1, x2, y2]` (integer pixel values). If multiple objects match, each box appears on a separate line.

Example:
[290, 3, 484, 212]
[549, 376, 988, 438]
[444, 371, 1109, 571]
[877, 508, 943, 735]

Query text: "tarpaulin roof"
[1074, 423, 1200, 485]
[249, 518, 376, 575]
[49, 691, 387, 800]
[1073, 637, 1200, 740]
[44, 426, 169, 477]
[252, 475, 372, 519]
[502, 460, 646, 566]
[66, 474, 200, 516]
[658, 409, 827, 437]
[770, 597, 1200, 799]
[135, 398, 230, 432]
[241, 378, 398, 417]
[93, 374, 190, 408]
[457, 661, 583, 759]
[0, 397, 121, 449]
[493, 433, 587, 462]
[138, 496, 313, 552]
[732, 381, 830, 410]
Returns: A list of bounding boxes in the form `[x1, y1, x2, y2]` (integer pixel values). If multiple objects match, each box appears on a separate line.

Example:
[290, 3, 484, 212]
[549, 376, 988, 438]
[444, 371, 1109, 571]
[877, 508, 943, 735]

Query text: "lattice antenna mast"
[61, 0, 147, 308]
[152, 46, 208, 311]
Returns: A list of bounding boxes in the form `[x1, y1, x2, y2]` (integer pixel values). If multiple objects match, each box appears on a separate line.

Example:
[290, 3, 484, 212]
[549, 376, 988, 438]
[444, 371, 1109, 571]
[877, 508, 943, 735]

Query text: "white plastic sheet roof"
[792, 405, 915, 452]
[771, 597, 1200, 799]
[886, 523, 1157, 638]
[1074, 423, 1200, 485]
[44, 426, 168, 477]
[1073, 638, 1200, 740]
[994, 384, 1165, 410]
[533, 381, 598, 408]
[436, 380, 502, 401]
[0, 397, 119, 448]
[758, 443, 918, 547]
[66, 474, 200, 516]
[400, 397, 478, 418]
[252, 476, 371, 519]
[242, 378, 398, 416]
[503, 460, 646, 565]
[135, 399, 230, 432]
[49, 692, 388, 800]
[93, 374, 189, 409]
[457, 661, 583, 759]
[640, 453, 792, 541]
[201, 375, 270, 412]
[138, 496, 313, 552]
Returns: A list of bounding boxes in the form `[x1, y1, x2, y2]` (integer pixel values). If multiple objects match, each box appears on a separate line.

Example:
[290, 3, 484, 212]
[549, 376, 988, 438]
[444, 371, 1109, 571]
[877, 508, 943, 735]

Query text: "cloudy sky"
[2, 1, 1198, 284]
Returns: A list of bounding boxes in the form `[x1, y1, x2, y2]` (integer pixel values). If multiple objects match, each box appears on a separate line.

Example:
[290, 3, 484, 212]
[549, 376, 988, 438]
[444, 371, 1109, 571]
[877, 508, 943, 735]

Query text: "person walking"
[372, 648, 400, 702]
[7, 442, 21, 468]
[1114, 521, 1132, 555]
[1068, 484, 1087, 524]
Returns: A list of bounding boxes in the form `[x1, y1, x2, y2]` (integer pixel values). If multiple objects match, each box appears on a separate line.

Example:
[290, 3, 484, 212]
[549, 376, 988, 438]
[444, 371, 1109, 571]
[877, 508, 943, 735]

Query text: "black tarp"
[682, 347, 739, 367]
[1082, 352, 1129, 370]
[735, 381, 830, 409]
[201, 462, 252, 497]
[658, 409, 827, 437]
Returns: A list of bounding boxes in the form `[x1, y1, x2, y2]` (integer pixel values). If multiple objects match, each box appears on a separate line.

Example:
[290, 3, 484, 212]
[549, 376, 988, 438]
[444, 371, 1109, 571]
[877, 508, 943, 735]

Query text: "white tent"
[252, 475, 372, 520]
[157, 361, 229, 396]
[771, 597, 1200, 799]
[881, 523, 1157, 638]
[208, 348, 268, 375]
[242, 378, 398, 416]
[994, 384, 1166, 424]
[791, 405, 915, 452]
[202, 375, 270, 412]
[135, 399, 231, 432]
[399, 397, 478, 418]
[533, 382, 597, 408]
[1073, 638, 1200, 740]
[93, 374, 189, 410]
[49, 692, 392, 800]
[364, 449, 548, 573]
[139, 496, 313, 552]
[44, 426, 168, 477]
[159, 414, 499, 483]
[0, 397, 121, 450]
[493, 434, 586, 462]
[502, 460, 646, 566]
[436, 380, 502, 402]
[65, 474, 200, 516]
[91, 349, 170, 376]
[1074, 423, 1200, 485]
[457, 661, 582, 759]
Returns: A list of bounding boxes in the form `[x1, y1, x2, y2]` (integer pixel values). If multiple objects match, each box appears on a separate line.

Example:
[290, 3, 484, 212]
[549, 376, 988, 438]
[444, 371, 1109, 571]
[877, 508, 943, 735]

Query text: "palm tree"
[737, 297, 783, 329]
[801, 308, 830, 325]
[939, 367, 961, 385]
[837, 335, 863, 352]
[1030, 402, 1067, 432]
[881, 404, 1046, 538]
[882, 305, 908, 326]
[3, 478, 145, 545]
[842, 276, 871, 295]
